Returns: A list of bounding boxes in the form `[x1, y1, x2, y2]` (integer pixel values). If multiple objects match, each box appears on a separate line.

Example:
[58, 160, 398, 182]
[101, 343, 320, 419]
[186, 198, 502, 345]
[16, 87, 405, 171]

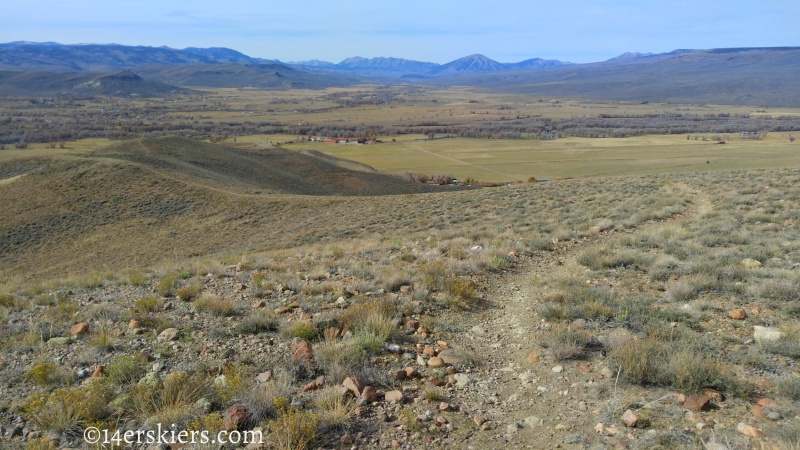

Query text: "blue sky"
[2, 0, 798, 63]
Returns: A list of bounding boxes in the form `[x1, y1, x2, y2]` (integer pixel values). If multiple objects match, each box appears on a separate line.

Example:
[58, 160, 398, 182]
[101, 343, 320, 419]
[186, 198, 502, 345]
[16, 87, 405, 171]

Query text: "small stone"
[340, 433, 353, 445]
[575, 362, 591, 373]
[92, 366, 105, 377]
[404, 367, 420, 378]
[361, 386, 378, 403]
[551, 365, 564, 373]
[751, 404, 764, 418]
[256, 371, 273, 383]
[453, 373, 472, 387]
[622, 409, 638, 427]
[303, 376, 324, 392]
[736, 422, 762, 437]
[428, 376, 445, 386]
[389, 369, 407, 381]
[578, 401, 588, 411]
[473, 416, 486, 426]
[253, 300, 266, 308]
[406, 320, 420, 330]
[555, 423, 568, 431]
[506, 423, 521, 434]
[342, 377, 365, 397]
[684, 393, 710, 412]
[157, 328, 179, 342]
[428, 357, 445, 368]
[439, 402, 449, 411]
[526, 352, 540, 363]
[766, 411, 781, 421]
[128, 319, 140, 329]
[600, 366, 615, 378]
[728, 309, 747, 320]
[524, 416, 543, 428]
[753, 326, 785, 344]
[385, 390, 404, 402]
[71, 322, 90, 336]
[423, 346, 437, 356]
[756, 398, 775, 408]
[437, 340, 448, 348]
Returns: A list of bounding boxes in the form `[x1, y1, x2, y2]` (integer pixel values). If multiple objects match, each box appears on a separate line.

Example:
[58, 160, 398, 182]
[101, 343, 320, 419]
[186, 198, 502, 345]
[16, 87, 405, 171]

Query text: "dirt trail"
[448, 182, 711, 449]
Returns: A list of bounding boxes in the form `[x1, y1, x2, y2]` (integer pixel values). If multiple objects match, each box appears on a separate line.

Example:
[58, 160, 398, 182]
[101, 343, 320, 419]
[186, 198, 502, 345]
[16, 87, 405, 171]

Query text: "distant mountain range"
[1, 42, 799, 105]
[0, 42, 570, 78]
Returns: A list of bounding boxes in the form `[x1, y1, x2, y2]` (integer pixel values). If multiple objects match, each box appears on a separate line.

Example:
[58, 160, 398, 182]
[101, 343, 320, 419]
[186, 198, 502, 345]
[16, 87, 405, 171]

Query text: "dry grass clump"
[194, 294, 236, 317]
[268, 398, 321, 450]
[105, 354, 149, 386]
[541, 326, 591, 361]
[313, 386, 357, 430]
[23, 380, 114, 435]
[315, 339, 367, 383]
[89, 325, 117, 353]
[134, 296, 159, 313]
[176, 283, 202, 301]
[281, 321, 318, 342]
[236, 309, 279, 334]
[127, 371, 209, 429]
[24, 361, 64, 387]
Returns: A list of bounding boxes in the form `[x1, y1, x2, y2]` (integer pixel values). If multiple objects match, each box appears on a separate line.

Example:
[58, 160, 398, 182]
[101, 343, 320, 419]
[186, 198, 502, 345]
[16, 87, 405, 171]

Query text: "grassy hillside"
[0, 70, 195, 97]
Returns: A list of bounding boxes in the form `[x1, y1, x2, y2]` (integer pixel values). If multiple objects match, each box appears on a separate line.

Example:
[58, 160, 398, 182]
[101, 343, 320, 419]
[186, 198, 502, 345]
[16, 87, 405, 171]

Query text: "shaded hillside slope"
[0, 70, 195, 96]
[92, 137, 454, 196]
[133, 64, 356, 89]
[440, 47, 800, 106]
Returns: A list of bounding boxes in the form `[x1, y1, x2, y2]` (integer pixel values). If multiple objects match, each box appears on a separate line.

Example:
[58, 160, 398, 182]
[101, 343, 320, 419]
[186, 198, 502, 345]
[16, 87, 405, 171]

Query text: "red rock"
[225, 405, 251, 429]
[423, 346, 437, 356]
[388, 369, 406, 381]
[728, 309, 747, 320]
[71, 322, 90, 336]
[702, 388, 724, 402]
[128, 319, 140, 329]
[340, 433, 353, 445]
[757, 398, 775, 408]
[427, 356, 445, 367]
[437, 340, 448, 349]
[673, 393, 686, 403]
[684, 393, 710, 411]
[385, 390, 404, 402]
[439, 402, 450, 411]
[622, 409, 638, 428]
[575, 362, 591, 373]
[404, 367, 420, 378]
[361, 386, 378, 402]
[428, 376, 444, 386]
[292, 340, 314, 363]
[761, 379, 775, 388]
[751, 404, 764, 418]
[92, 365, 105, 377]
[405, 319, 420, 330]
[303, 376, 324, 392]
[342, 376, 365, 397]
[253, 300, 266, 308]
[736, 422, 762, 437]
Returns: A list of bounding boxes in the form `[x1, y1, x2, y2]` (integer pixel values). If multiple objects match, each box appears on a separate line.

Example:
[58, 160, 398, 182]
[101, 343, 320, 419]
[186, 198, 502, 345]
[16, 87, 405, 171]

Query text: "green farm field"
[284, 133, 800, 182]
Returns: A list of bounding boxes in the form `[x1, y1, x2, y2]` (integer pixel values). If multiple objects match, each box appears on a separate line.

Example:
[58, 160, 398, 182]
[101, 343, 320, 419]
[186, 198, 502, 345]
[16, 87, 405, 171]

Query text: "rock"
[702, 388, 724, 403]
[594, 423, 619, 436]
[427, 357, 445, 368]
[428, 376, 444, 386]
[128, 319, 140, 329]
[555, 423, 568, 431]
[766, 410, 781, 421]
[71, 322, 90, 336]
[600, 366, 615, 379]
[47, 337, 71, 346]
[506, 423, 521, 434]
[757, 398, 775, 408]
[453, 373, 472, 387]
[383, 342, 401, 353]
[473, 416, 486, 426]
[194, 397, 212, 413]
[92, 366, 105, 377]
[152, 362, 164, 372]
[342, 377, 365, 397]
[389, 369, 407, 381]
[524, 416, 543, 428]
[751, 404, 764, 418]
[741, 258, 762, 268]
[157, 328, 179, 342]
[753, 326, 785, 344]
[471, 326, 487, 335]
[225, 405, 251, 428]
[622, 409, 639, 427]
[551, 365, 564, 373]
[526, 352, 540, 363]
[575, 362, 591, 373]
[253, 300, 266, 308]
[256, 371, 273, 383]
[728, 309, 747, 320]
[422, 346, 436, 356]
[438, 349, 464, 365]
[437, 340, 448, 348]
[340, 433, 353, 445]
[405, 320, 420, 330]
[77, 368, 90, 378]
[361, 386, 378, 403]
[404, 367, 420, 379]
[736, 422, 762, 437]
[303, 376, 325, 392]
[578, 401, 588, 411]
[292, 340, 314, 363]
[705, 444, 729, 450]
[385, 390, 404, 402]
[684, 393, 710, 411]
[439, 402, 450, 411]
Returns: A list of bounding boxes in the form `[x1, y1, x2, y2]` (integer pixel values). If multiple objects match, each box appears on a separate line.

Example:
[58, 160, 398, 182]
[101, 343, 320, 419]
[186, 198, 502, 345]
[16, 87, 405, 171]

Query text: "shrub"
[778, 377, 800, 400]
[541, 327, 591, 361]
[105, 355, 148, 386]
[315, 340, 367, 383]
[281, 321, 318, 342]
[156, 274, 179, 297]
[236, 309, 279, 334]
[128, 274, 149, 287]
[23, 382, 114, 435]
[135, 296, 159, 313]
[443, 277, 477, 302]
[175, 284, 202, 302]
[127, 371, 209, 428]
[194, 295, 236, 317]
[268, 398, 320, 450]
[313, 387, 356, 430]
[89, 326, 117, 353]
[25, 362, 62, 387]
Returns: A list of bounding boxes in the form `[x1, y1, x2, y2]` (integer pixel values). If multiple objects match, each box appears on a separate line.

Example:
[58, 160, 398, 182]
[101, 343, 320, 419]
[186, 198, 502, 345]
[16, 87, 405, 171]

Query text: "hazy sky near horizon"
[2, 0, 798, 63]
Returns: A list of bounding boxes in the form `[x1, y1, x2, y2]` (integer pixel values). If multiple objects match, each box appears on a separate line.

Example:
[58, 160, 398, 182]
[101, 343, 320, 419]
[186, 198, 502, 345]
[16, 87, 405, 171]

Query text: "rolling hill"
[133, 63, 356, 89]
[0, 70, 195, 96]
[0, 136, 466, 278]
